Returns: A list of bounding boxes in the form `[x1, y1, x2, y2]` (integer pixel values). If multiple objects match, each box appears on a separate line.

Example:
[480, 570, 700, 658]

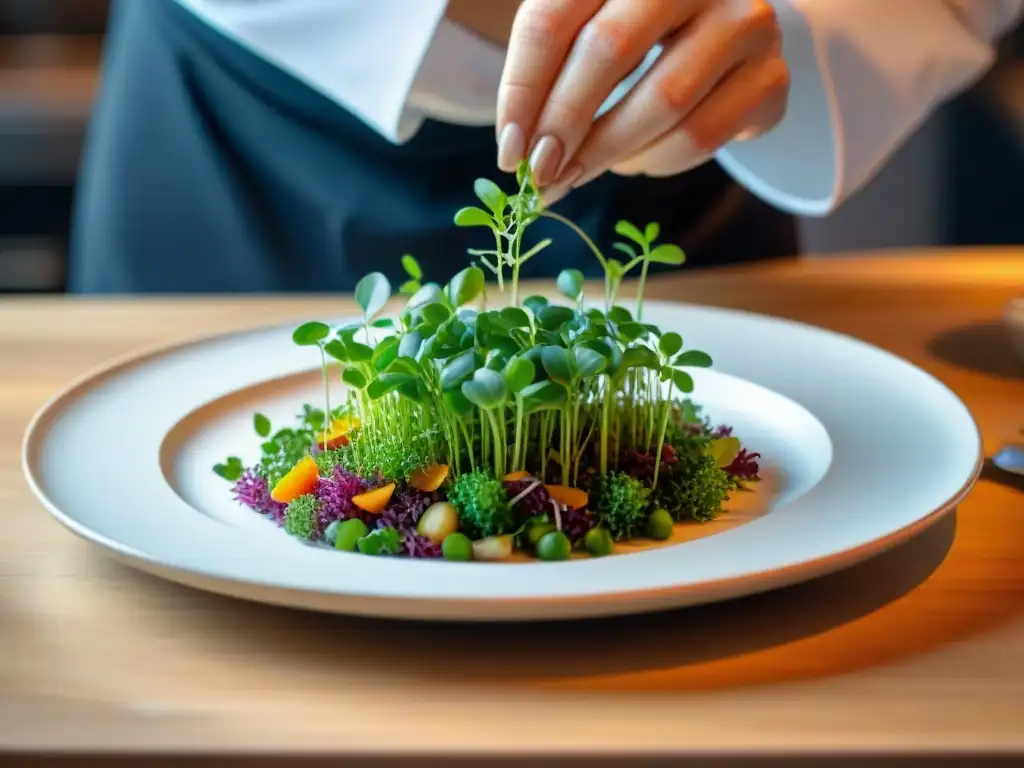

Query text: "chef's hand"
[495, 0, 790, 198]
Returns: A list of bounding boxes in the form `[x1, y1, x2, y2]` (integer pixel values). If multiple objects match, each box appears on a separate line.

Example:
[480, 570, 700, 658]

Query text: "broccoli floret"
[447, 470, 513, 539]
[592, 472, 651, 540]
[284, 493, 320, 541]
[655, 449, 731, 523]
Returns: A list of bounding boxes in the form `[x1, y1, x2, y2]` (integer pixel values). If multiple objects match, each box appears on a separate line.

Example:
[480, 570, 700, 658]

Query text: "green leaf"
[345, 340, 374, 363]
[443, 389, 475, 418]
[449, 265, 486, 307]
[606, 258, 624, 280]
[707, 436, 742, 468]
[523, 295, 548, 316]
[621, 346, 660, 371]
[573, 345, 607, 378]
[367, 373, 417, 400]
[673, 349, 713, 368]
[671, 369, 695, 393]
[540, 346, 575, 385]
[614, 219, 647, 248]
[617, 322, 647, 342]
[608, 306, 633, 324]
[406, 282, 444, 310]
[439, 349, 477, 390]
[341, 368, 367, 389]
[292, 321, 330, 346]
[659, 331, 683, 358]
[461, 368, 508, 410]
[520, 380, 567, 412]
[401, 254, 422, 280]
[357, 527, 402, 556]
[253, 413, 271, 438]
[371, 336, 399, 372]
[419, 302, 452, 326]
[644, 222, 661, 243]
[399, 329, 425, 358]
[473, 178, 506, 216]
[537, 305, 575, 331]
[648, 244, 686, 266]
[611, 242, 637, 260]
[354, 272, 392, 318]
[453, 206, 495, 228]
[504, 356, 536, 393]
[213, 460, 244, 482]
[371, 317, 395, 328]
[323, 339, 349, 362]
[398, 279, 421, 296]
[500, 307, 530, 329]
[556, 268, 585, 301]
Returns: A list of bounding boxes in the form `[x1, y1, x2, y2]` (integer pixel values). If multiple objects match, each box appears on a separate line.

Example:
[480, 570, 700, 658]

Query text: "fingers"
[497, 0, 605, 174]
[566, 0, 782, 187]
[520, 0, 699, 186]
[607, 52, 790, 180]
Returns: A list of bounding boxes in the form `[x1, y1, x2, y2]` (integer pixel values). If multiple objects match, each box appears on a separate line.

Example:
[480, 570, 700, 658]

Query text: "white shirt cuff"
[716, 0, 1023, 217]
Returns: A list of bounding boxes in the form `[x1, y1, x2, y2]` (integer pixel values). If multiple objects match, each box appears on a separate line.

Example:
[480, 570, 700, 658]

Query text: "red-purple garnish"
[560, 505, 595, 544]
[378, 488, 433, 532]
[315, 466, 372, 530]
[233, 469, 287, 523]
[404, 533, 443, 558]
[505, 476, 551, 519]
[726, 449, 761, 480]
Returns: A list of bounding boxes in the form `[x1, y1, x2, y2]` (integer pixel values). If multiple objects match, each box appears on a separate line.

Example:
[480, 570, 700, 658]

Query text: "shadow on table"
[926, 321, 1024, 379]
[92, 510, 965, 693]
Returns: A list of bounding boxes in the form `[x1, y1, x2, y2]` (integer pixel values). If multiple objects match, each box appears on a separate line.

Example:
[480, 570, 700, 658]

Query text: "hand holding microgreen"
[214, 162, 762, 562]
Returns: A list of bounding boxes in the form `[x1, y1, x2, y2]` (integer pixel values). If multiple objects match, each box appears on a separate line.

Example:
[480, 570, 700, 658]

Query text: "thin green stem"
[636, 258, 650, 321]
[652, 398, 672, 488]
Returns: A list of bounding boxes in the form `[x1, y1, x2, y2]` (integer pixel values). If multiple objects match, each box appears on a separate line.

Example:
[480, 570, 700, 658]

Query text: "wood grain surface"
[1, 250, 1023, 759]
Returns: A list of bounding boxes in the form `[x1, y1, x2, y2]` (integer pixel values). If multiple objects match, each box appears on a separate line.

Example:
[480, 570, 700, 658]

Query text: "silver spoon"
[993, 428, 1024, 477]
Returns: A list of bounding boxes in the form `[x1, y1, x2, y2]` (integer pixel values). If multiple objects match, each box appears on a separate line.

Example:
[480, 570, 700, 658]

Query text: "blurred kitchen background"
[0, 0, 1022, 293]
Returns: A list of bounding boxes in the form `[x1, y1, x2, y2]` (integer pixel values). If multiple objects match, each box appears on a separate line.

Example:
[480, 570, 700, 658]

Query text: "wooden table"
[2, 250, 1023, 763]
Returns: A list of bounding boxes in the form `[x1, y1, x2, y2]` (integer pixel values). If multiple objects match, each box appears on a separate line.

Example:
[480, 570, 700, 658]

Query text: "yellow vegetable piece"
[352, 482, 395, 515]
[270, 456, 320, 504]
[544, 484, 589, 511]
[503, 471, 529, 482]
[318, 415, 360, 449]
[408, 463, 449, 492]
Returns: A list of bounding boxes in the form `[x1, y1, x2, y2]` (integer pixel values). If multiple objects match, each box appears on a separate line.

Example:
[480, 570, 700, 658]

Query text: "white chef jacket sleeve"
[178, 0, 463, 143]
[716, 0, 1024, 216]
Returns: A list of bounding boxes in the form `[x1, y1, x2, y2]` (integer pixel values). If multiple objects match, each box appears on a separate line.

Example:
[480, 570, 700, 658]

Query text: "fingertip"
[497, 123, 526, 173]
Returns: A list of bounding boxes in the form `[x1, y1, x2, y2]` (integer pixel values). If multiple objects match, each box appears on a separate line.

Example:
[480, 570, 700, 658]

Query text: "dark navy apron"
[68, 0, 798, 294]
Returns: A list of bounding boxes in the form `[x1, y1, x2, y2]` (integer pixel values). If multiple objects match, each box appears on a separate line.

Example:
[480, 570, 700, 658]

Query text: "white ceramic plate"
[22, 301, 982, 621]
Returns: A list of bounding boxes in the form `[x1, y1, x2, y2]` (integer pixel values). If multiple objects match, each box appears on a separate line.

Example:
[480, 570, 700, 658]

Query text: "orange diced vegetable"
[352, 482, 395, 514]
[544, 484, 589, 511]
[503, 471, 529, 482]
[318, 416, 360, 449]
[270, 455, 320, 504]
[408, 463, 449, 492]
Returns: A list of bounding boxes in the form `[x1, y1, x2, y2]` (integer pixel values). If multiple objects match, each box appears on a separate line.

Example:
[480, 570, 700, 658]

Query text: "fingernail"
[529, 136, 563, 187]
[497, 123, 526, 173]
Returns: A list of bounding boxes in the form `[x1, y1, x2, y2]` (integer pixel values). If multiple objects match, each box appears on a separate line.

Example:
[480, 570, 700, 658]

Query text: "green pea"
[646, 508, 674, 541]
[583, 527, 614, 557]
[335, 518, 369, 551]
[536, 531, 572, 562]
[441, 532, 473, 562]
[526, 521, 556, 548]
